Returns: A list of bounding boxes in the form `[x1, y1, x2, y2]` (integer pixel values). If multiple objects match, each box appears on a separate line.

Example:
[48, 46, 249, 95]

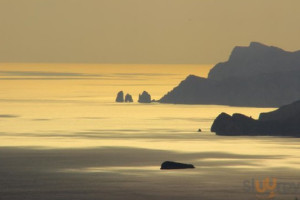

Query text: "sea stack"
[115, 91, 124, 102]
[125, 94, 133, 102]
[138, 91, 151, 103]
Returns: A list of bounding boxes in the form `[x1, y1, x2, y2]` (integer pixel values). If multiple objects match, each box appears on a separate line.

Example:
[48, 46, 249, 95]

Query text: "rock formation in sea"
[160, 161, 195, 170]
[211, 100, 300, 137]
[115, 91, 124, 102]
[160, 42, 300, 107]
[125, 93, 133, 102]
[138, 91, 151, 103]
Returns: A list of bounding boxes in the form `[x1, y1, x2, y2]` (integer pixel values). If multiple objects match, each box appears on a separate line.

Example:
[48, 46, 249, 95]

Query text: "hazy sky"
[1, 0, 300, 64]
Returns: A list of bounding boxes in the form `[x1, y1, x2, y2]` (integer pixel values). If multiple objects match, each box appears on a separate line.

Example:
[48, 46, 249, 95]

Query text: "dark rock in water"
[159, 42, 300, 107]
[160, 161, 195, 170]
[211, 100, 300, 137]
[138, 91, 151, 103]
[125, 94, 133, 102]
[115, 91, 124, 102]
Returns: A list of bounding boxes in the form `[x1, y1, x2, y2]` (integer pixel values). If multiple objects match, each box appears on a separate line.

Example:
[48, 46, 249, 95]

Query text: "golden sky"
[0, 0, 300, 64]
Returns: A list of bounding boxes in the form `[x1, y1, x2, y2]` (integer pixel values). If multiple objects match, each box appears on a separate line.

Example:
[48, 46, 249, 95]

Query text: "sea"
[0, 64, 299, 200]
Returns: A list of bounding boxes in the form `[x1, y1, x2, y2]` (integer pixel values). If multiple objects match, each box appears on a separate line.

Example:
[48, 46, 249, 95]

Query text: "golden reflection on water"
[0, 63, 299, 171]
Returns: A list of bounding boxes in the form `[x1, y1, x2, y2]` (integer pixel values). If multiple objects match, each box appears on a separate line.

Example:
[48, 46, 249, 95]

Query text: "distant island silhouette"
[115, 91, 134, 103]
[125, 94, 133, 102]
[211, 100, 300, 137]
[160, 42, 300, 107]
[115, 91, 153, 103]
[115, 91, 124, 102]
[160, 161, 195, 170]
[138, 91, 152, 103]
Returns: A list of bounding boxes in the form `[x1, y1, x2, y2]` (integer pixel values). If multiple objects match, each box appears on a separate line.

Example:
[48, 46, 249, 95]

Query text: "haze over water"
[0, 64, 300, 200]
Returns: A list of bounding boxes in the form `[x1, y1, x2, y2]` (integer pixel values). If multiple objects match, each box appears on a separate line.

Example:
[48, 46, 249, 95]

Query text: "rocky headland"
[160, 42, 300, 107]
[211, 100, 300, 137]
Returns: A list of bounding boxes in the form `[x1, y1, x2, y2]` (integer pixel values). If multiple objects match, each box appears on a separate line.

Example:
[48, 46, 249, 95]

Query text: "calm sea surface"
[0, 64, 299, 200]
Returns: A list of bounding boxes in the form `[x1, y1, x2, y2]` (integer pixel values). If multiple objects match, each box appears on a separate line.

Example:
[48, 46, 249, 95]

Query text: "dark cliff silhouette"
[125, 94, 133, 102]
[115, 91, 124, 102]
[211, 100, 300, 137]
[138, 91, 151, 103]
[160, 42, 300, 107]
